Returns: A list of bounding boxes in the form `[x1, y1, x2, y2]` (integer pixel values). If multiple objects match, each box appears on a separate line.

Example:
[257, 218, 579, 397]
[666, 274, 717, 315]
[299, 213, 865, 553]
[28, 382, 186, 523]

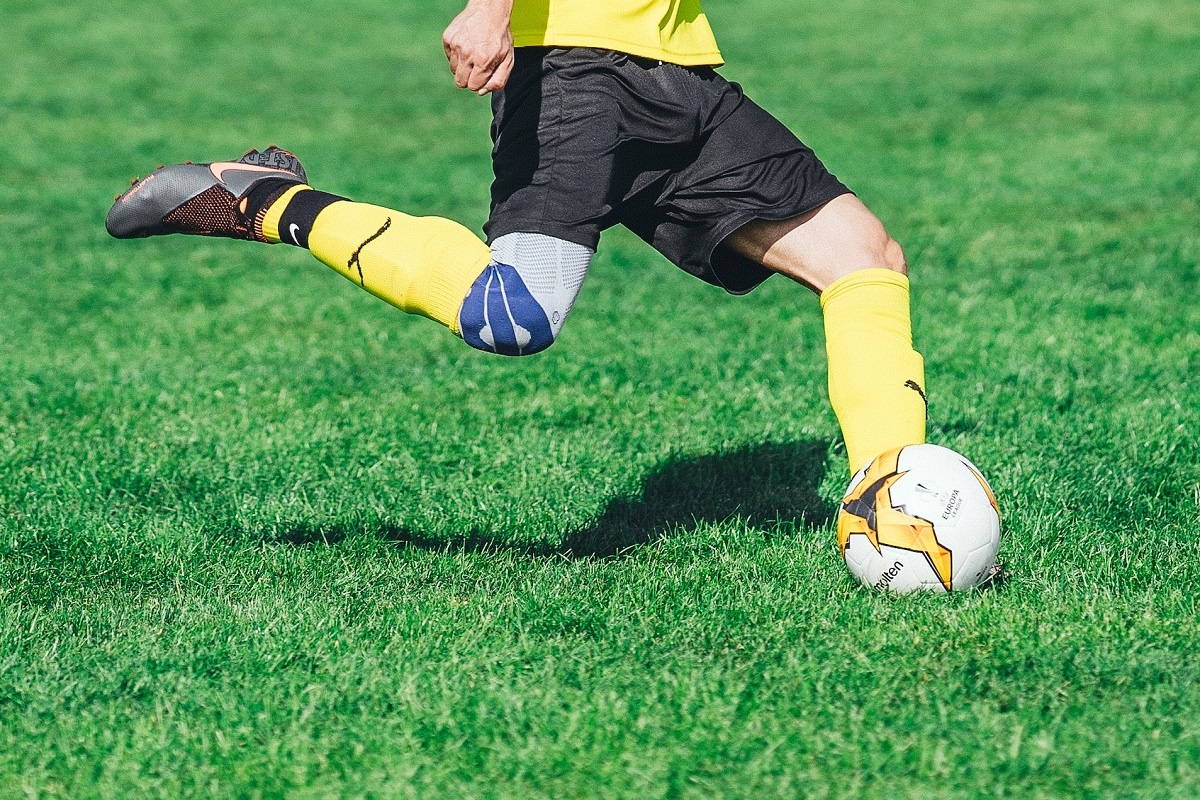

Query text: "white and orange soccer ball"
[837, 444, 1001, 593]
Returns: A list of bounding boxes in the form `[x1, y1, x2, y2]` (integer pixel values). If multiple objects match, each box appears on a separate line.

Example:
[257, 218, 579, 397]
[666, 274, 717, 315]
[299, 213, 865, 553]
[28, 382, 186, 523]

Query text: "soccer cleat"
[106, 146, 308, 242]
[979, 561, 1009, 590]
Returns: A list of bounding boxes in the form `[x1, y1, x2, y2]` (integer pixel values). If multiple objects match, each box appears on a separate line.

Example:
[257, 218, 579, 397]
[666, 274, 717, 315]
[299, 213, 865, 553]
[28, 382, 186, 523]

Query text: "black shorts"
[485, 47, 851, 294]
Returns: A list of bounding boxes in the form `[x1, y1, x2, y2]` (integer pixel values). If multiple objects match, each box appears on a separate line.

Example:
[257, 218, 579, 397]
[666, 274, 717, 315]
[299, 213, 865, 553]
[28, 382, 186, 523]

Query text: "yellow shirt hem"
[511, 32, 723, 67]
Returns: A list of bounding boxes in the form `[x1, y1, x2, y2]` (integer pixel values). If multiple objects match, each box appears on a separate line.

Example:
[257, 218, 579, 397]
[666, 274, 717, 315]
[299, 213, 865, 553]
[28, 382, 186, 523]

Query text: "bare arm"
[442, 0, 515, 95]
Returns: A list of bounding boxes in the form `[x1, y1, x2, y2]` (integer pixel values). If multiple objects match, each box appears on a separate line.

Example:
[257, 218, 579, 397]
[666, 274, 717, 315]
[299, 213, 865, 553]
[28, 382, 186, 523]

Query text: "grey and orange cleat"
[106, 146, 307, 242]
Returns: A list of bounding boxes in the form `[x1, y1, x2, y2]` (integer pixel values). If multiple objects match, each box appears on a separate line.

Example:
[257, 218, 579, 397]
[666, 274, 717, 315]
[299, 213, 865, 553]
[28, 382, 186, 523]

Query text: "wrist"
[465, 0, 513, 18]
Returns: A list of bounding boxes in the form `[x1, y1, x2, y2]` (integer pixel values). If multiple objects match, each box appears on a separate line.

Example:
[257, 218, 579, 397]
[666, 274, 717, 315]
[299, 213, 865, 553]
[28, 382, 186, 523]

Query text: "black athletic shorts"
[485, 47, 852, 294]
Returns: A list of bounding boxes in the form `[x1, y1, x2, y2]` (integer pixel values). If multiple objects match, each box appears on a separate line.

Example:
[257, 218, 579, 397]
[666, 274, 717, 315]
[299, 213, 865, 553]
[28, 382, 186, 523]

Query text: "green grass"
[2, 0, 1199, 796]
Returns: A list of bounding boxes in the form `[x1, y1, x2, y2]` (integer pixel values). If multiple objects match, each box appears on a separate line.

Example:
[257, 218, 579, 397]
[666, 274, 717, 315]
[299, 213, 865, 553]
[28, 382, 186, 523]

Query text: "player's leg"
[724, 195, 927, 474]
[260, 187, 591, 355]
[606, 62, 925, 475]
[106, 147, 590, 356]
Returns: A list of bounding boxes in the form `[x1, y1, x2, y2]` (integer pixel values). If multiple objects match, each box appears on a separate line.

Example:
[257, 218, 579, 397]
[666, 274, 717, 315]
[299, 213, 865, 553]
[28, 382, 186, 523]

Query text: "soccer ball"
[837, 444, 1001, 593]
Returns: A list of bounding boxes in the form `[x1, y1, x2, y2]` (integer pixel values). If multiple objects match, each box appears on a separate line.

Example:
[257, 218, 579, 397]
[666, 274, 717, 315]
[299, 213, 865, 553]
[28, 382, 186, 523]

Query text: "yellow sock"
[821, 268, 927, 474]
[261, 187, 490, 333]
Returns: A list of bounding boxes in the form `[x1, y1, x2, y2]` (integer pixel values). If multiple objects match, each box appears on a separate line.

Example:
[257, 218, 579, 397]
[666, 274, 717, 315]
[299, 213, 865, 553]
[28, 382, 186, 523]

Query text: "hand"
[442, 0, 515, 95]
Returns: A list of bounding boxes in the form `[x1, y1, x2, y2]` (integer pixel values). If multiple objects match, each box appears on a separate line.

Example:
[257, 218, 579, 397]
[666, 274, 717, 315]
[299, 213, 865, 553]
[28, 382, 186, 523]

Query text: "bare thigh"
[722, 194, 906, 293]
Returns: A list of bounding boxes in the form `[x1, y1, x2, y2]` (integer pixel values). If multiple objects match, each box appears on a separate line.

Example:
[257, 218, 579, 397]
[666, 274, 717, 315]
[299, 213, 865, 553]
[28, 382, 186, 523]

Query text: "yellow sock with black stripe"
[821, 268, 927, 474]
[261, 187, 490, 332]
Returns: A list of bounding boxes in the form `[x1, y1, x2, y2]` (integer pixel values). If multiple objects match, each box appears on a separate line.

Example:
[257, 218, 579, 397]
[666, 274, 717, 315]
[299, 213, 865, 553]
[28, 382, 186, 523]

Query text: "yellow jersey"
[510, 1, 723, 67]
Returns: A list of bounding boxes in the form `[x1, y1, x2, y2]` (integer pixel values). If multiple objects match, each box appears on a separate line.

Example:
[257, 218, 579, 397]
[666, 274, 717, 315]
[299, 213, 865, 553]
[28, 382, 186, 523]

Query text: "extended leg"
[107, 148, 592, 356]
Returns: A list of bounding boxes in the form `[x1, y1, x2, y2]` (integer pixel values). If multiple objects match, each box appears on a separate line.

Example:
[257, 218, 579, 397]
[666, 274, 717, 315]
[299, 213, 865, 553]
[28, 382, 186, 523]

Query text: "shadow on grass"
[273, 439, 835, 560]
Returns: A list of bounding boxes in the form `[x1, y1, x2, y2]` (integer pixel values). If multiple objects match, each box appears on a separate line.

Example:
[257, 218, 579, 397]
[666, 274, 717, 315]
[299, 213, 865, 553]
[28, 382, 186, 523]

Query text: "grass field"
[2, 0, 1199, 796]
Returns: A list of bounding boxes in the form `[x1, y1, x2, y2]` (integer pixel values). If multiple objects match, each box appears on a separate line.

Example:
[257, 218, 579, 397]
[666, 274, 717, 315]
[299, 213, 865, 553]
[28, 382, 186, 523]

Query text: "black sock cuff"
[244, 178, 296, 220]
[277, 190, 347, 248]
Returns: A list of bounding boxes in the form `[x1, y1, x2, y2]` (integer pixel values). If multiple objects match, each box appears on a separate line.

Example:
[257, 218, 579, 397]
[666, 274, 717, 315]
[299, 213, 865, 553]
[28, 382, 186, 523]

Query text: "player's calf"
[263, 190, 593, 356]
[282, 201, 591, 357]
[724, 195, 927, 473]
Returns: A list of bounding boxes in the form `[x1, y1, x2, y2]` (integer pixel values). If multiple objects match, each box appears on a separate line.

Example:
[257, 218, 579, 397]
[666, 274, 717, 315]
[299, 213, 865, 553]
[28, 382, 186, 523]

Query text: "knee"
[457, 261, 559, 356]
[820, 230, 907, 290]
[881, 235, 907, 275]
[854, 206, 907, 274]
[843, 216, 907, 278]
[457, 233, 592, 356]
